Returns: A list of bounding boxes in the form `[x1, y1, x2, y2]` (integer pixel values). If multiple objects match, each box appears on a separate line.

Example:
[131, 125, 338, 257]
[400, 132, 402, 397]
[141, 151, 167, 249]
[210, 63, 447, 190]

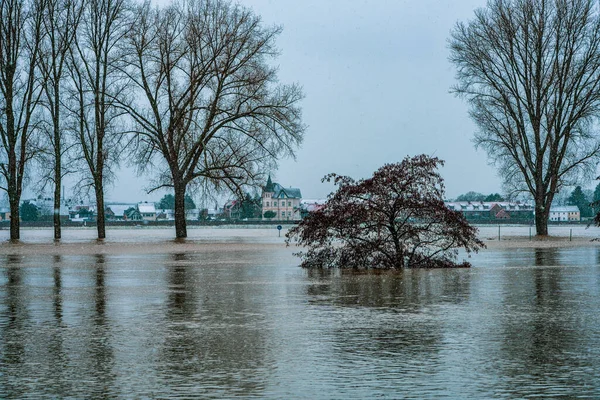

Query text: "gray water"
[1, 246, 600, 398]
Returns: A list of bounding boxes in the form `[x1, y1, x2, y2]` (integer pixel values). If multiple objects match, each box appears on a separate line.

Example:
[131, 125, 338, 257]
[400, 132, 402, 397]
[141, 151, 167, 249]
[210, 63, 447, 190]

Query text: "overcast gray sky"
[107, 0, 499, 203]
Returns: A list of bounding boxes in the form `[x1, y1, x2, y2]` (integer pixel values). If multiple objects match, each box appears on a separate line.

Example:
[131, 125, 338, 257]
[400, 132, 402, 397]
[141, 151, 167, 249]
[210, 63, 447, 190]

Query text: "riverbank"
[0, 225, 598, 255]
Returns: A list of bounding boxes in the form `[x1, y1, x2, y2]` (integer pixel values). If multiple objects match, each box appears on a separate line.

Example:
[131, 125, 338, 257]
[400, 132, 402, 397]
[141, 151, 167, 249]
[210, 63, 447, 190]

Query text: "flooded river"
[1, 230, 600, 398]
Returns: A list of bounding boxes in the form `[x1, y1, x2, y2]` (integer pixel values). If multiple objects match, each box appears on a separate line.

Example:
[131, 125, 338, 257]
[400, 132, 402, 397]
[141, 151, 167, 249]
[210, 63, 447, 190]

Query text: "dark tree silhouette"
[450, 0, 600, 236]
[156, 194, 196, 210]
[455, 191, 486, 202]
[592, 183, 600, 215]
[287, 155, 485, 269]
[263, 210, 276, 220]
[484, 193, 505, 202]
[119, 0, 304, 238]
[20, 200, 39, 221]
[567, 186, 592, 218]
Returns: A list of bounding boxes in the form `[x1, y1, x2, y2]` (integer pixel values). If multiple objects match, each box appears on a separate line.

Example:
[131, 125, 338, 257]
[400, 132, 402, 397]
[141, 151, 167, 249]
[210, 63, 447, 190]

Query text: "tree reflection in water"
[493, 248, 599, 396]
[305, 268, 473, 380]
[0, 255, 27, 398]
[158, 252, 270, 398]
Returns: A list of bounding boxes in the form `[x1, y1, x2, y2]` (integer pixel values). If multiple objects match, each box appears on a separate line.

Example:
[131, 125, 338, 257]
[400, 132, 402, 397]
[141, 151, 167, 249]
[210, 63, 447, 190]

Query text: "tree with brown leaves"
[287, 155, 484, 269]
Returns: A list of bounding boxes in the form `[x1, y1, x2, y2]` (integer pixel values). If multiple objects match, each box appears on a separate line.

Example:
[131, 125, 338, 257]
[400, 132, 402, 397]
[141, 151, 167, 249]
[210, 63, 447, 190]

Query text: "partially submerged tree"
[0, 0, 45, 240]
[287, 155, 485, 269]
[450, 0, 600, 236]
[68, 0, 130, 239]
[119, 0, 304, 238]
[37, 0, 83, 239]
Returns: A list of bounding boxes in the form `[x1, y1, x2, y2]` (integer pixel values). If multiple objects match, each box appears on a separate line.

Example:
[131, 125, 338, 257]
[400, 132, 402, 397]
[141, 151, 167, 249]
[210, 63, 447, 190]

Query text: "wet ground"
[0, 228, 600, 398]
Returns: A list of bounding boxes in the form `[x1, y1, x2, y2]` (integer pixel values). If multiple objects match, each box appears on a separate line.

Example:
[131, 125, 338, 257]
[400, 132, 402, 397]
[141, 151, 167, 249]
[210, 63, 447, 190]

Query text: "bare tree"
[67, 0, 129, 239]
[0, 0, 45, 240]
[119, 0, 304, 238]
[37, 0, 83, 239]
[449, 0, 600, 236]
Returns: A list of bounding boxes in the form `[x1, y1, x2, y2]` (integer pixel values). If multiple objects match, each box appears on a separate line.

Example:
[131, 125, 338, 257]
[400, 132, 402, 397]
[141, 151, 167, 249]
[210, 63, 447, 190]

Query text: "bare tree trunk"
[95, 178, 105, 239]
[174, 183, 187, 239]
[534, 203, 549, 237]
[7, 101, 20, 241]
[8, 179, 20, 241]
[53, 98, 62, 239]
[53, 162, 61, 239]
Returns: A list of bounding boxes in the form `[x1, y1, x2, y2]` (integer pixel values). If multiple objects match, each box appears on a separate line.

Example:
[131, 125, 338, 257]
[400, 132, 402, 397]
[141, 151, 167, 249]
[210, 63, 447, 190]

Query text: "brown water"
[1, 240, 600, 398]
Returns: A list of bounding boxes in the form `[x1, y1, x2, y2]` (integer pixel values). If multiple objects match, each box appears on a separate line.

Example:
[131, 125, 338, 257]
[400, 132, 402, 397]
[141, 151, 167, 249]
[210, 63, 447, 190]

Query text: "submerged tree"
[119, 0, 304, 238]
[0, 0, 45, 240]
[286, 155, 485, 269]
[68, 0, 130, 239]
[37, 0, 83, 239]
[450, 0, 600, 236]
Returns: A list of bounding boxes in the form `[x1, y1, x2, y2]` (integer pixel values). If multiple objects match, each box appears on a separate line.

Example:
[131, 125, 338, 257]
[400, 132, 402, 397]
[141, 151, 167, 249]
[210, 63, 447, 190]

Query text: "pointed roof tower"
[265, 175, 274, 192]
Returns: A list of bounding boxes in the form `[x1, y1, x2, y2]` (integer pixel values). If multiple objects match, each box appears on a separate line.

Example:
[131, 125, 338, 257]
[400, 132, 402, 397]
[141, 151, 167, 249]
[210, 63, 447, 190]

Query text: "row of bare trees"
[0, 0, 305, 240]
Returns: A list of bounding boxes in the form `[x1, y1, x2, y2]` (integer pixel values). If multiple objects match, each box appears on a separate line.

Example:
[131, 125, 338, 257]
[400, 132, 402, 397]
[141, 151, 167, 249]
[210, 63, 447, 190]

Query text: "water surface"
[1, 245, 600, 398]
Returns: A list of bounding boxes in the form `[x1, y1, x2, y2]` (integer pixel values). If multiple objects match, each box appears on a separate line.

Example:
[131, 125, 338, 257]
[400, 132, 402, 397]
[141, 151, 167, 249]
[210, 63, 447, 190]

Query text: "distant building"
[223, 200, 240, 220]
[549, 206, 580, 222]
[105, 203, 136, 220]
[445, 201, 534, 221]
[299, 199, 327, 218]
[24, 197, 70, 220]
[69, 204, 95, 221]
[262, 176, 302, 220]
[138, 202, 157, 221]
[0, 207, 10, 221]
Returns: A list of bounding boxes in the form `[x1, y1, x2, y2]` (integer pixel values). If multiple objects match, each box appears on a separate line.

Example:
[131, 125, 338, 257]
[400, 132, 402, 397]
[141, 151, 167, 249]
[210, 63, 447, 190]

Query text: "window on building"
[266, 202, 269, 207]
[274, 201, 277, 206]
[288, 201, 291, 206]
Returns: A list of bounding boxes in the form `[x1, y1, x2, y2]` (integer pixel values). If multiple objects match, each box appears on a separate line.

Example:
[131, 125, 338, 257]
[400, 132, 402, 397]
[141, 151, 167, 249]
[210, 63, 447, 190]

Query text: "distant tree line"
[0, 0, 305, 240]
[454, 192, 505, 202]
[455, 183, 600, 219]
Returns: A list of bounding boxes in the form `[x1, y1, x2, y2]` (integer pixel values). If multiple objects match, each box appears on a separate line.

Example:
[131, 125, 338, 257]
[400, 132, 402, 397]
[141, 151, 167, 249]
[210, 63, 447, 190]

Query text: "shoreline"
[0, 225, 598, 255]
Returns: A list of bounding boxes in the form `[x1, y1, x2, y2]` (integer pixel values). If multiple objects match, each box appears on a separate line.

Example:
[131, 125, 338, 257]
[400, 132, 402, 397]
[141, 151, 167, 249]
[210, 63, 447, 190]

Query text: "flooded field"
[1, 227, 600, 398]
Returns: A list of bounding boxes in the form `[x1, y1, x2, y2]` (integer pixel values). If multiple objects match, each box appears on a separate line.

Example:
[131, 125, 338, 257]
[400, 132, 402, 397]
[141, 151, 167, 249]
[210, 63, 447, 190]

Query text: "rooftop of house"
[550, 206, 580, 213]
[263, 175, 302, 199]
[445, 201, 534, 212]
[106, 204, 136, 217]
[265, 183, 302, 199]
[138, 202, 156, 214]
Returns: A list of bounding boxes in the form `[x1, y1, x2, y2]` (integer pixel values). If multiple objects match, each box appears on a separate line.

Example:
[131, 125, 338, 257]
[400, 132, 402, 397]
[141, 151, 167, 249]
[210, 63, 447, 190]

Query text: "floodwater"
[1, 231, 600, 398]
